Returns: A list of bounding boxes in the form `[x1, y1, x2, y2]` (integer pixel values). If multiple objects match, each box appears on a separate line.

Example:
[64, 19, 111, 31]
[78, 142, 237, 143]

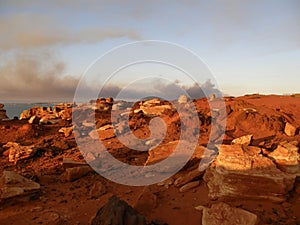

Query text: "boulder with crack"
[204, 144, 296, 202]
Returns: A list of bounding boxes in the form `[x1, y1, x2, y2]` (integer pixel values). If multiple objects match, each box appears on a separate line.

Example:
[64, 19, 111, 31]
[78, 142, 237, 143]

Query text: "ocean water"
[4, 103, 57, 119]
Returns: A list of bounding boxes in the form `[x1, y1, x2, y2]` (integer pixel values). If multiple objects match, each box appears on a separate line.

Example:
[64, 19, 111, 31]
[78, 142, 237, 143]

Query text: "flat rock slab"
[199, 202, 257, 225]
[0, 171, 40, 200]
[204, 144, 296, 202]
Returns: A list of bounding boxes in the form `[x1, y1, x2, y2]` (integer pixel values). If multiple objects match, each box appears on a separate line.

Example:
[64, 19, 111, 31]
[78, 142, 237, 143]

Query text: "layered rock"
[20, 102, 73, 123]
[268, 142, 300, 174]
[284, 122, 298, 137]
[204, 144, 296, 202]
[0, 171, 40, 201]
[134, 98, 172, 116]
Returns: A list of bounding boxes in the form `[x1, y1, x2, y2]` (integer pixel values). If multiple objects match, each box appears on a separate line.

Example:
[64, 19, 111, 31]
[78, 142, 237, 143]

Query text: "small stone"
[179, 181, 200, 193]
[58, 126, 73, 138]
[285, 122, 297, 137]
[28, 116, 40, 124]
[232, 134, 253, 145]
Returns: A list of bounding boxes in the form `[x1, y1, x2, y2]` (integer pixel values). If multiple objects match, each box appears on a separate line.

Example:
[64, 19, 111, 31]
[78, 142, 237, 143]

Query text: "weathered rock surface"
[91, 195, 147, 225]
[284, 122, 298, 137]
[196, 202, 257, 225]
[204, 144, 296, 202]
[3, 142, 37, 164]
[0, 171, 40, 200]
[268, 142, 300, 174]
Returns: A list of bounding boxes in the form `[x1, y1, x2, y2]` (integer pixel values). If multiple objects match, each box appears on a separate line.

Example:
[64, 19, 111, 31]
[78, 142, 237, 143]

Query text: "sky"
[0, 0, 299, 102]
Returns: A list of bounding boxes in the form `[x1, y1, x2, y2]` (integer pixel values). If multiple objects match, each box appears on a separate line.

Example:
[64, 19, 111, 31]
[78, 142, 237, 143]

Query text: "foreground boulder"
[3, 142, 37, 164]
[196, 202, 257, 225]
[204, 144, 296, 202]
[0, 171, 40, 201]
[91, 195, 147, 225]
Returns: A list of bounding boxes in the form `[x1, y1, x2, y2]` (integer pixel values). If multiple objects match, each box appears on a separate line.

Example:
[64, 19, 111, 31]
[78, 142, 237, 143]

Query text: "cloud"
[0, 13, 140, 50]
[0, 51, 222, 102]
[0, 51, 82, 102]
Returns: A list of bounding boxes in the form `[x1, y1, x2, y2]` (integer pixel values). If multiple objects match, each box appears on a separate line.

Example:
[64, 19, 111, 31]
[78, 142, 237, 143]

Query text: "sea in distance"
[4, 103, 59, 119]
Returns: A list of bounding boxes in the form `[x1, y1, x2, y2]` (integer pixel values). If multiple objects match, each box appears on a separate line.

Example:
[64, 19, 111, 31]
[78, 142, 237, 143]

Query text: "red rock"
[204, 144, 296, 202]
[179, 181, 200, 193]
[284, 122, 297, 137]
[199, 202, 257, 225]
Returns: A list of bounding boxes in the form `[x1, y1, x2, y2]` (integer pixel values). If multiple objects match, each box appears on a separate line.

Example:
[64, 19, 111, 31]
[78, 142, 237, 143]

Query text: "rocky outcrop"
[91, 195, 147, 225]
[3, 142, 37, 164]
[0, 104, 8, 120]
[204, 144, 296, 202]
[20, 103, 73, 123]
[196, 202, 257, 225]
[134, 98, 172, 116]
[0, 171, 40, 201]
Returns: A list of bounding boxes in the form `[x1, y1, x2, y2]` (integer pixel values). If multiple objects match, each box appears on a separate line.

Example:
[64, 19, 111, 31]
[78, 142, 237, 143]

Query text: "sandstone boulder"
[268, 142, 300, 174]
[0, 171, 40, 201]
[91, 195, 147, 225]
[196, 202, 257, 225]
[204, 144, 296, 202]
[284, 122, 298, 137]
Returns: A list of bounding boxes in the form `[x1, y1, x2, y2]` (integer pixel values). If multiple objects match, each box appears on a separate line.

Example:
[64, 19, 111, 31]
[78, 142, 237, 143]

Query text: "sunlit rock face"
[204, 144, 296, 202]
